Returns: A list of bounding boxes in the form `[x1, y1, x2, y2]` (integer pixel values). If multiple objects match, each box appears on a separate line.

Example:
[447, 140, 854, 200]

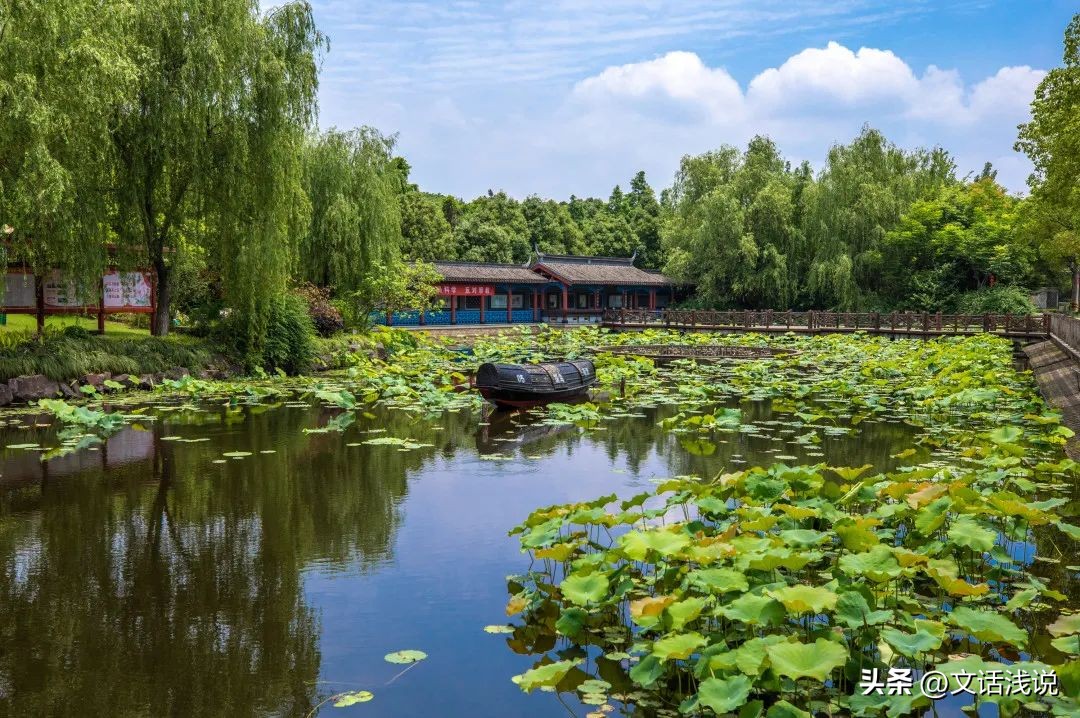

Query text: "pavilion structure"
[377, 251, 677, 326]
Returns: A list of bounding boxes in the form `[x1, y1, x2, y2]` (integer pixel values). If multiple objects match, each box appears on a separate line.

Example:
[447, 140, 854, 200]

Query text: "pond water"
[0, 398, 923, 717]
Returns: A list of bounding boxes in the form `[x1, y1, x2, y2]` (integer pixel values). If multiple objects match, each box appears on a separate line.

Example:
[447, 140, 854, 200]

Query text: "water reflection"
[0, 399, 946, 716]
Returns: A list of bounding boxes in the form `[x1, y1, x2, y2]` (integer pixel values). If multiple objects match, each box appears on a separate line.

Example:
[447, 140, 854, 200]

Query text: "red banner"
[438, 283, 494, 297]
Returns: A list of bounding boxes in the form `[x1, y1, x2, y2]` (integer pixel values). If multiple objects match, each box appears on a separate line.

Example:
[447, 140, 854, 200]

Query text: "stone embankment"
[0, 367, 227, 406]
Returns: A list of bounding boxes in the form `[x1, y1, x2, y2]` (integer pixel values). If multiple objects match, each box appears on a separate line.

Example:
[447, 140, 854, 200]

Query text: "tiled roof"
[532, 253, 674, 286]
[433, 261, 548, 284]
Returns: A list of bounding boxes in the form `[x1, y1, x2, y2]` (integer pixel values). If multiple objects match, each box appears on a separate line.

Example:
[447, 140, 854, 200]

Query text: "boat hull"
[473, 359, 597, 410]
[477, 386, 592, 409]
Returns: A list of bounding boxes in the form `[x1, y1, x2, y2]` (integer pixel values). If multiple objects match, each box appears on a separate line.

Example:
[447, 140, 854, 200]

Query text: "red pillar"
[593, 289, 600, 309]
[479, 294, 485, 324]
[450, 297, 457, 325]
[532, 290, 539, 322]
[561, 285, 568, 321]
[35, 275, 45, 336]
[622, 289, 627, 309]
[506, 288, 512, 323]
[649, 289, 656, 311]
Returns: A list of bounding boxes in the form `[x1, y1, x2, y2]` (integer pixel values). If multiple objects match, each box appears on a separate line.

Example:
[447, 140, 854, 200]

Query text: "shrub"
[260, 293, 316, 375]
[294, 283, 344, 336]
[952, 285, 1036, 315]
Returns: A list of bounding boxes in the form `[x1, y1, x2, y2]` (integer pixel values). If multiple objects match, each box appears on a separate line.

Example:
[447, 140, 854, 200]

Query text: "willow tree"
[1017, 13, 1080, 309]
[0, 0, 135, 289]
[801, 127, 955, 308]
[299, 127, 403, 292]
[109, 0, 324, 339]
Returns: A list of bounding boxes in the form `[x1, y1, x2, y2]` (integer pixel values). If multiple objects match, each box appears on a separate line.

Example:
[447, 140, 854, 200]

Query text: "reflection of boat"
[474, 360, 597, 409]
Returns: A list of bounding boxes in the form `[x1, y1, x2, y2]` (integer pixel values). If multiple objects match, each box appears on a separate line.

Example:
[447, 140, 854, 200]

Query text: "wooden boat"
[474, 360, 597, 409]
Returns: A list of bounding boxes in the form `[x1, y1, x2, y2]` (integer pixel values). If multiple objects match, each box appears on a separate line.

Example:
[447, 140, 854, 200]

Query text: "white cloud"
[555, 44, 1044, 193]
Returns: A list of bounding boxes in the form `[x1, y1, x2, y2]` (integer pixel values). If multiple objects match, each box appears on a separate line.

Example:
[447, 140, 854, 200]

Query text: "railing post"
[808, 310, 815, 331]
[922, 312, 929, 333]
[786, 310, 792, 329]
[873, 312, 881, 331]
[983, 313, 991, 332]
[1044, 313, 1052, 336]
[691, 311, 697, 329]
[935, 312, 942, 331]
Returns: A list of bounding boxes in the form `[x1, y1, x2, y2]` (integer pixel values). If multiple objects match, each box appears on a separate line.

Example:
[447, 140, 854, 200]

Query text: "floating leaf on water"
[483, 625, 515, 634]
[384, 649, 427, 664]
[333, 690, 373, 707]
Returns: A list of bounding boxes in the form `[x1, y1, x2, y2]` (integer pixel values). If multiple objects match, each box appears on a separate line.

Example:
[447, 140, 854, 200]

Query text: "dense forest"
[2, 1, 1078, 362]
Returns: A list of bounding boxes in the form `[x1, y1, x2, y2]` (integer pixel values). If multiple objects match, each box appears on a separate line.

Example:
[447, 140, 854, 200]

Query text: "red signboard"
[438, 283, 494, 297]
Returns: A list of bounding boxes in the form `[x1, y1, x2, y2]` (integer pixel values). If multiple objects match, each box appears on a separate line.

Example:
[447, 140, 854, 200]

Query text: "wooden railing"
[603, 309, 1052, 337]
[1048, 313, 1080, 361]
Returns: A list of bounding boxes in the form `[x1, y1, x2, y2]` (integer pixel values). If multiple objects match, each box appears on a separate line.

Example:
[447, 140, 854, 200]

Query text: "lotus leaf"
[650, 632, 706, 661]
[384, 649, 427, 664]
[333, 691, 373, 707]
[765, 638, 848, 681]
[511, 659, 581, 692]
[560, 572, 609, 606]
[697, 674, 753, 714]
[767, 585, 837, 614]
[948, 607, 1027, 648]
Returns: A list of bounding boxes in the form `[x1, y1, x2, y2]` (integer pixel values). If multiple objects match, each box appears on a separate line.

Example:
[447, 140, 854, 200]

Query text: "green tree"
[454, 191, 530, 262]
[800, 127, 955, 308]
[661, 138, 799, 309]
[108, 0, 324, 344]
[627, 171, 663, 268]
[401, 192, 454, 262]
[300, 127, 403, 292]
[882, 179, 1030, 310]
[353, 259, 442, 327]
[522, 196, 584, 255]
[1016, 13, 1080, 308]
[0, 0, 136, 291]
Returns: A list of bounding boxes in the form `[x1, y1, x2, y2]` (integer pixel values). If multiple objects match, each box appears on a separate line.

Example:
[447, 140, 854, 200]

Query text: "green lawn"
[0, 313, 148, 337]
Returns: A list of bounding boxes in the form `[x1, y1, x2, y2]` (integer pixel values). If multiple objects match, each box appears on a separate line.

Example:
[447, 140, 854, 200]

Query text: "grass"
[0, 313, 147, 337]
[0, 323, 222, 382]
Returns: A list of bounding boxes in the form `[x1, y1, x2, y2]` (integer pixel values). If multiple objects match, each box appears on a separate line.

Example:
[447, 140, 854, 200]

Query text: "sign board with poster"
[437, 284, 494, 297]
[43, 270, 89, 308]
[3, 272, 35, 308]
[103, 272, 152, 310]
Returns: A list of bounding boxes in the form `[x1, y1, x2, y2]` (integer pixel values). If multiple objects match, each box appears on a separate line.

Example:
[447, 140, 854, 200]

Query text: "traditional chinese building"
[379, 251, 677, 326]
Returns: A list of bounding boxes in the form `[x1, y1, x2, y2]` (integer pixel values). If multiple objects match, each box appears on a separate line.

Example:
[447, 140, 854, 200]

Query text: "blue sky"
[287, 0, 1076, 199]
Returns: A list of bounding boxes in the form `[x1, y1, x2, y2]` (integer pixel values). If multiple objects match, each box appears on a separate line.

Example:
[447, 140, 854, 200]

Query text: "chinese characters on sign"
[103, 272, 152, 309]
[437, 284, 494, 297]
[1, 270, 153, 311]
[860, 667, 1059, 699]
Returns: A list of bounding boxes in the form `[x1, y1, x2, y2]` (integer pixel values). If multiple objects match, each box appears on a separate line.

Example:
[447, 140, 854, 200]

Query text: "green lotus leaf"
[779, 529, 829, 547]
[651, 631, 706, 661]
[914, 496, 953, 535]
[988, 426, 1022, 444]
[555, 607, 588, 637]
[767, 584, 838, 614]
[483, 625, 515, 634]
[618, 528, 690, 561]
[766, 700, 812, 718]
[384, 649, 427, 664]
[666, 596, 708, 630]
[560, 572, 610, 606]
[578, 678, 611, 694]
[834, 591, 893, 628]
[765, 638, 848, 681]
[947, 515, 997, 553]
[948, 607, 1027, 648]
[696, 674, 753, 714]
[717, 593, 785, 625]
[743, 474, 788, 503]
[1048, 613, 1080, 637]
[830, 464, 873, 482]
[686, 568, 749, 594]
[1050, 635, 1080, 655]
[511, 659, 581, 692]
[838, 545, 903, 582]
[1056, 522, 1080, 541]
[881, 626, 944, 656]
[333, 690, 373, 707]
[629, 654, 665, 687]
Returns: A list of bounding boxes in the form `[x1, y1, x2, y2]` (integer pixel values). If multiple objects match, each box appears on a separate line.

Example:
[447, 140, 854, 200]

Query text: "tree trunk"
[152, 257, 171, 336]
[1072, 263, 1080, 313]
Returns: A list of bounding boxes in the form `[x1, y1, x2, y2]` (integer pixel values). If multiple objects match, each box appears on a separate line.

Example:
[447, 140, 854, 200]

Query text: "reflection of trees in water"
[0, 403, 476, 717]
